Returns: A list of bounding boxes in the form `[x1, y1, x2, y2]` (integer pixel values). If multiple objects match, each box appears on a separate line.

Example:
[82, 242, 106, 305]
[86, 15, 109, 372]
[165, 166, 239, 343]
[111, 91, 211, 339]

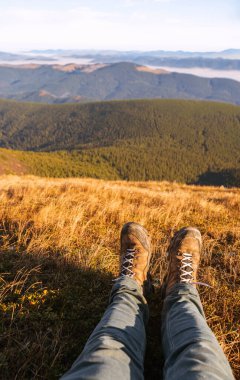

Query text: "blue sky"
[1, 0, 240, 52]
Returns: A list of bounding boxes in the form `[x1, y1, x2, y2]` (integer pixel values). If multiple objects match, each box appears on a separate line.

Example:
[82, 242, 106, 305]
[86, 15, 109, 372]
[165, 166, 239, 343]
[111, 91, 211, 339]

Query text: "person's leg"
[61, 222, 151, 380]
[162, 284, 234, 380]
[61, 277, 148, 380]
[161, 227, 235, 380]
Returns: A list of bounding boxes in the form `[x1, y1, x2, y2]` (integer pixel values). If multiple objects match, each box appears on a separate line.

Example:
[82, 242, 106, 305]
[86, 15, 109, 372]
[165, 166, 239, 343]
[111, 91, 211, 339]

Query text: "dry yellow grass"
[0, 175, 239, 379]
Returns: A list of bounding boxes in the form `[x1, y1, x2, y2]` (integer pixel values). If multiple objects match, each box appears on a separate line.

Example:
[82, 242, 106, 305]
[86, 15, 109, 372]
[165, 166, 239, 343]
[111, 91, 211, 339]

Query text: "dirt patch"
[53, 63, 108, 73]
[0, 149, 28, 175]
[39, 90, 55, 98]
[136, 66, 169, 74]
[81, 64, 108, 73]
[53, 64, 80, 72]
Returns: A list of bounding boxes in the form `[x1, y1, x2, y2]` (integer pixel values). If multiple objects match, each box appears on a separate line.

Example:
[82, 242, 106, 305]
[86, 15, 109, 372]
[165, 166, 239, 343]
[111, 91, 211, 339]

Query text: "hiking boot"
[120, 222, 151, 290]
[164, 227, 202, 295]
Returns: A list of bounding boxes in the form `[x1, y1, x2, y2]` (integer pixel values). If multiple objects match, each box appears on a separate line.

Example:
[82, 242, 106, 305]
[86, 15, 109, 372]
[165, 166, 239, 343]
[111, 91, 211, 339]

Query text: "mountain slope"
[1, 62, 240, 104]
[0, 98, 240, 185]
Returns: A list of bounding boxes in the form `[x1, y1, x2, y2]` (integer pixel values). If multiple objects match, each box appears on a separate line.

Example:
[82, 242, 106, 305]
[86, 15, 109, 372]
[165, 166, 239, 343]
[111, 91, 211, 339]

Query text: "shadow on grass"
[0, 249, 164, 380]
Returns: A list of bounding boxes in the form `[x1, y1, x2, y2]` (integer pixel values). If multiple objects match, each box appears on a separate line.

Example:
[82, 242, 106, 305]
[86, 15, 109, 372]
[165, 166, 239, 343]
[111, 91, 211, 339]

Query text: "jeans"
[61, 277, 234, 380]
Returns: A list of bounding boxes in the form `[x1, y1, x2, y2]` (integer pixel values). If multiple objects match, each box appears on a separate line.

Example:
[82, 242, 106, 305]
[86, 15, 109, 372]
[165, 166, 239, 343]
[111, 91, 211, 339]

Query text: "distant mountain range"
[1, 62, 240, 104]
[0, 98, 240, 186]
[133, 57, 240, 70]
[2, 49, 240, 67]
[26, 48, 240, 59]
[0, 51, 56, 62]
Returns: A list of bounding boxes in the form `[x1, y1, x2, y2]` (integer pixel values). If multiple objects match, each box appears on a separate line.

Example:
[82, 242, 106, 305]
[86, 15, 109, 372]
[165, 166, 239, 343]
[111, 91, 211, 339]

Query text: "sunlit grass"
[0, 175, 239, 379]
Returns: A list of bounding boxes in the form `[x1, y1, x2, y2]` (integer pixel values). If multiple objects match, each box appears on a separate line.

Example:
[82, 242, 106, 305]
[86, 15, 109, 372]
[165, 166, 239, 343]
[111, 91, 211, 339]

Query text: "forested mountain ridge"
[0, 98, 240, 186]
[1, 98, 240, 152]
[1, 62, 240, 104]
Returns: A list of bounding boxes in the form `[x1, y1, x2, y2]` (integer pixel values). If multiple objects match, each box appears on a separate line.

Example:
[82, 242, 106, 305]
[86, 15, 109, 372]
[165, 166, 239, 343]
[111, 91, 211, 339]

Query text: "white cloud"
[165, 17, 182, 24]
[0, 7, 115, 49]
[123, 0, 173, 6]
[154, 0, 174, 2]
[0, 3, 239, 51]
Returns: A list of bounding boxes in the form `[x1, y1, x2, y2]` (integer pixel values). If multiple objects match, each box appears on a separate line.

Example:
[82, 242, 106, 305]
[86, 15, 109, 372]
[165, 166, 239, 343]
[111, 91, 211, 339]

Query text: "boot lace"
[113, 248, 136, 282]
[179, 252, 193, 283]
[121, 248, 135, 278]
[179, 252, 212, 287]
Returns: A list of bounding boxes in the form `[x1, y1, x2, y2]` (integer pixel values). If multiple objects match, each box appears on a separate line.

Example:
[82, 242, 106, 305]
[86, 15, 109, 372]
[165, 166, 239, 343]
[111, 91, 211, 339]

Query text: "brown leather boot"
[164, 227, 202, 295]
[120, 222, 151, 290]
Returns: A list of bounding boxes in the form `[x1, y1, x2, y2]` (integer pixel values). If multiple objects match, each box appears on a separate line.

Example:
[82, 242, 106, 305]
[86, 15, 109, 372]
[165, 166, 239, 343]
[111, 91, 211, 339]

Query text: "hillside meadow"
[0, 175, 239, 379]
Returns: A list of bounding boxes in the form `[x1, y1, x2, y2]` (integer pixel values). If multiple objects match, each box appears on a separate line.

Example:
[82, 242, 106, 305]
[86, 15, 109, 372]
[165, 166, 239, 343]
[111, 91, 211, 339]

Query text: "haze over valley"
[1, 49, 240, 82]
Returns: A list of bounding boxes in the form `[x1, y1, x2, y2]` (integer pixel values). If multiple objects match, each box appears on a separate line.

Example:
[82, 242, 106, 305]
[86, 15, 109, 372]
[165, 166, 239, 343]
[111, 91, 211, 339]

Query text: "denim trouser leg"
[61, 277, 148, 380]
[161, 284, 235, 380]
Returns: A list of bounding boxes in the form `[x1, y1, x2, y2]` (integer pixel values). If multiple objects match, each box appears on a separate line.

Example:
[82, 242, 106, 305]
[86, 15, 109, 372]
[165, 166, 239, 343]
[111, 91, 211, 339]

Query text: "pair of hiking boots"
[120, 222, 202, 295]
